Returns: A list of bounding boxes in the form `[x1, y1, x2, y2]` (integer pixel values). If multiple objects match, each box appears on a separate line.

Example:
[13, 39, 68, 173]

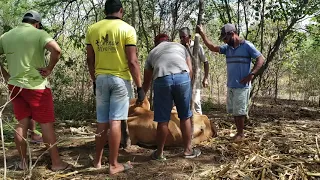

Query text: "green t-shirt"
[0, 23, 53, 89]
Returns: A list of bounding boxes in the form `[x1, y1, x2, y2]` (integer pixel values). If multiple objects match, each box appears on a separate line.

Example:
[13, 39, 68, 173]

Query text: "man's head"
[104, 0, 124, 18]
[154, 33, 169, 46]
[22, 10, 43, 29]
[219, 23, 238, 47]
[179, 27, 191, 46]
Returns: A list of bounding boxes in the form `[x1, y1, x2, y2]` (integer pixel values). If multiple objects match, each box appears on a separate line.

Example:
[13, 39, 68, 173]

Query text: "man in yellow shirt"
[86, 0, 144, 175]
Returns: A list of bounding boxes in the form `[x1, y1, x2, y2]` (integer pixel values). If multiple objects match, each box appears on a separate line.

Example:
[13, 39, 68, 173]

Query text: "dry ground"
[1, 97, 320, 179]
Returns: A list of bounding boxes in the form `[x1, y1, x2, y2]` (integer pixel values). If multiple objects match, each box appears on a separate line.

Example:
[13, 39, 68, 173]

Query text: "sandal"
[14, 161, 28, 171]
[122, 162, 133, 172]
[150, 150, 166, 161]
[184, 148, 201, 159]
[50, 163, 73, 172]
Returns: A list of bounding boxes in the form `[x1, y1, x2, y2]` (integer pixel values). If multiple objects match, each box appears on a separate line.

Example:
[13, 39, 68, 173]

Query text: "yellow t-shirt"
[85, 17, 137, 80]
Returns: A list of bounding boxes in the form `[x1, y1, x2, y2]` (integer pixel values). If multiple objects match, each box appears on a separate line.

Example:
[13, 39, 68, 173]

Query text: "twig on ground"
[188, 163, 197, 180]
[216, 163, 231, 177]
[315, 136, 320, 157]
[258, 154, 294, 171]
[306, 172, 320, 177]
[74, 154, 80, 166]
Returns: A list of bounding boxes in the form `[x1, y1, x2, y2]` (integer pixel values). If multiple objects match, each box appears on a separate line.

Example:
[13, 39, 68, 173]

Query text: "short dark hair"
[22, 18, 38, 24]
[179, 27, 191, 37]
[154, 33, 169, 45]
[105, 0, 123, 15]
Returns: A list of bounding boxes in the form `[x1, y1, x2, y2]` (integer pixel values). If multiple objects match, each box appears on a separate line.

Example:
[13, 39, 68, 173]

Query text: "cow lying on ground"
[126, 98, 217, 146]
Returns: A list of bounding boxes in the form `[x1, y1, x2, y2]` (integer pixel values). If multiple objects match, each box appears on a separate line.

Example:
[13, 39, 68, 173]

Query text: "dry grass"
[1, 97, 320, 179]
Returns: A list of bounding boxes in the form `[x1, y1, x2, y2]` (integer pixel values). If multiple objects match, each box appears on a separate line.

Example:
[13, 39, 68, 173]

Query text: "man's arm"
[202, 61, 209, 87]
[45, 41, 61, 70]
[240, 55, 265, 84]
[186, 56, 193, 79]
[125, 46, 142, 88]
[38, 40, 61, 77]
[250, 55, 264, 75]
[86, 45, 95, 81]
[142, 69, 153, 94]
[0, 36, 10, 82]
[197, 25, 220, 53]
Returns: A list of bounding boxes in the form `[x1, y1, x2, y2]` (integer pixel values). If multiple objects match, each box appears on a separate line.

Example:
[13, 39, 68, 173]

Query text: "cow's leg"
[120, 120, 131, 148]
[155, 122, 169, 157]
[94, 123, 109, 169]
[180, 118, 192, 155]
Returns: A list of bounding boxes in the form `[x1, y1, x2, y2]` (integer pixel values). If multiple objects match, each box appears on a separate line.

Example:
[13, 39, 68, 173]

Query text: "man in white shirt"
[179, 27, 209, 115]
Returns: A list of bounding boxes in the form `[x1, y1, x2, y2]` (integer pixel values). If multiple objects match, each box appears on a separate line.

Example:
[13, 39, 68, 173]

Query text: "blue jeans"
[95, 74, 132, 123]
[153, 72, 192, 122]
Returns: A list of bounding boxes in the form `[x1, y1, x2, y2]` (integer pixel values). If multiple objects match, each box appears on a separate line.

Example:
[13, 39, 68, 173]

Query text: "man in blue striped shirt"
[197, 24, 264, 142]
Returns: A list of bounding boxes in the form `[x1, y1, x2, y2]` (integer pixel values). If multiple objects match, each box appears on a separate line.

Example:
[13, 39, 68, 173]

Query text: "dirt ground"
[1, 97, 320, 179]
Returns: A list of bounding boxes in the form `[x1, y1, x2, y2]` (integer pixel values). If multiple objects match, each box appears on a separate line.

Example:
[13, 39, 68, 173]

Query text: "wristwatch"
[249, 72, 255, 76]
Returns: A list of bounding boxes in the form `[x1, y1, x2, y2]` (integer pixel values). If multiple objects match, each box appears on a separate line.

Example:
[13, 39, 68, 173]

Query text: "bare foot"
[109, 161, 133, 175]
[51, 161, 72, 172]
[232, 133, 245, 142]
[31, 133, 43, 143]
[93, 160, 102, 169]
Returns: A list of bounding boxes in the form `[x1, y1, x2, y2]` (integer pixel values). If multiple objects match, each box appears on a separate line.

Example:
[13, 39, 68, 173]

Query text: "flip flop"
[109, 162, 133, 175]
[30, 134, 43, 144]
[184, 148, 201, 159]
[122, 162, 133, 172]
[50, 163, 73, 172]
[150, 150, 166, 161]
[14, 161, 27, 171]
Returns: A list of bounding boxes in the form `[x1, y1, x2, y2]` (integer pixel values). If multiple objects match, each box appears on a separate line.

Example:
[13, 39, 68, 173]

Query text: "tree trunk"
[274, 68, 279, 102]
[136, 0, 151, 52]
[260, 0, 265, 54]
[131, 0, 136, 28]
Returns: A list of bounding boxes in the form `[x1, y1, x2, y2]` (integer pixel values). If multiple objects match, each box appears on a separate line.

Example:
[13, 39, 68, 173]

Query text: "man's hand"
[38, 66, 53, 78]
[202, 78, 208, 88]
[240, 74, 254, 84]
[196, 25, 204, 35]
[136, 87, 145, 105]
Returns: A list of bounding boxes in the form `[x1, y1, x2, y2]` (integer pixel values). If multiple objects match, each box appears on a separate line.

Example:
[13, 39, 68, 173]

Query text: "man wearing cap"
[142, 34, 201, 161]
[0, 10, 71, 170]
[197, 24, 264, 142]
[85, 0, 145, 175]
[179, 27, 209, 115]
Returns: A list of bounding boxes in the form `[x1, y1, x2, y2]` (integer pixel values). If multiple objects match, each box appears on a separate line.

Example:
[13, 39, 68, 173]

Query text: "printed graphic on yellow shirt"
[95, 34, 119, 53]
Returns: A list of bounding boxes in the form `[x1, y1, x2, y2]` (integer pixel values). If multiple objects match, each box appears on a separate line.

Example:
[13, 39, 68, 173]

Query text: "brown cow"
[127, 98, 217, 146]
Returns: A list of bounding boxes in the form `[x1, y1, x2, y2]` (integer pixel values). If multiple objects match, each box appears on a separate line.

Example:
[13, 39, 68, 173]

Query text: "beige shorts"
[226, 88, 250, 116]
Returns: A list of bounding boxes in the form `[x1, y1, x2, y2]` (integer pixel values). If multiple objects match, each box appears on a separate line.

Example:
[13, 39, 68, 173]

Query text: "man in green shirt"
[0, 10, 71, 171]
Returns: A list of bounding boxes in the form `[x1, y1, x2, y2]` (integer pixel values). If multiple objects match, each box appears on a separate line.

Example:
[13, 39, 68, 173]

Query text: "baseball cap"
[22, 10, 43, 29]
[219, 23, 237, 40]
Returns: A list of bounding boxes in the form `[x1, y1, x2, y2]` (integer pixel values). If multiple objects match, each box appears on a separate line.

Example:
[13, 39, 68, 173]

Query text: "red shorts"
[9, 85, 55, 123]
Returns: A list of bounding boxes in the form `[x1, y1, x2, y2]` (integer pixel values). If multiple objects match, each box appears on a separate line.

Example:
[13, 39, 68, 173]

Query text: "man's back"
[145, 41, 190, 80]
[0, 23, 53, 89]
[86, 17, 137, 81]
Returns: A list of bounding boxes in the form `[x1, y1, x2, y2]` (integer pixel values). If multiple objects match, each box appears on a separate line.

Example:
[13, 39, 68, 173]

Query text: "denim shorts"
[226, 87, 250, 116]
[95, 74, 132, 123]
[153, 72, 192, 123]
